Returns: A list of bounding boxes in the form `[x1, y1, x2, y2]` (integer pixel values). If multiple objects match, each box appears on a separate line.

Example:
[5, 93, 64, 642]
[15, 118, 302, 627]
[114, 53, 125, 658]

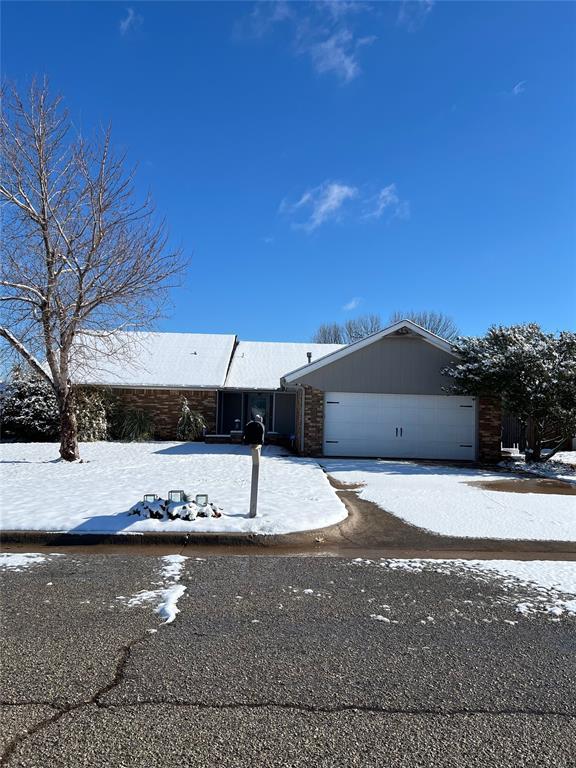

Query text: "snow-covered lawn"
[0, 442, 347, 535]
[321, 459, 576, 541]
[500, 450, 576, 484]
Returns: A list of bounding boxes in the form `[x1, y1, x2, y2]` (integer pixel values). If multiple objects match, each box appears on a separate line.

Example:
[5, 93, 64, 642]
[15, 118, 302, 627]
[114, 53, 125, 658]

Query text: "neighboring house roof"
[282, 319, 454, 384]
[223, 341, 344, 390]
[74, 332, 237, 389]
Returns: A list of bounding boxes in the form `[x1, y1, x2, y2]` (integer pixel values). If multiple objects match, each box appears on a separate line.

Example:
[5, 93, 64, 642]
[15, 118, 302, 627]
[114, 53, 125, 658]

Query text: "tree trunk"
[59, 387, 80, 461]
[525, 416, 542, 462]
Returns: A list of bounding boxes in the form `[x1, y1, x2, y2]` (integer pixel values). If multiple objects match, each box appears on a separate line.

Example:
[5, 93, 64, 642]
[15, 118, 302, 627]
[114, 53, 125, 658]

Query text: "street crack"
[0, 633, 148, 765]
[95, 699, 576, 719]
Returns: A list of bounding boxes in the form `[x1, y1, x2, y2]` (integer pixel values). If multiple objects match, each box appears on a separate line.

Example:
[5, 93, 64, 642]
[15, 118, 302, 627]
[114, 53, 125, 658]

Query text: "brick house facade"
[107, 388, 217, 440]
[477, 397, 502, 463]
[294, 386, 324, 456]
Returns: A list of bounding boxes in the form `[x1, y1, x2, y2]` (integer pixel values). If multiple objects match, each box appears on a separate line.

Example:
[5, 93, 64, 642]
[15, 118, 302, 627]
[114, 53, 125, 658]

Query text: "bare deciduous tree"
[312, 322, 345, 344]
[312, 314, 382, 344]
[0, 80, 186, 461]
[343, 313, 382, 343]
[388, 310, 459, 340]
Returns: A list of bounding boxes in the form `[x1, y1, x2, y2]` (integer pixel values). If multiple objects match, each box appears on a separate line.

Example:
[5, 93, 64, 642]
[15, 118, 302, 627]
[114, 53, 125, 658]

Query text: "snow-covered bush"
[0, 368, 124, 443]
[444, 324, 576, 461]
[75, 389, 112, 441]
[176, 397, 206, 441]
[128, 496, 222, 521]
[0, 368, 59, 441]
[119, 408, 155, 441]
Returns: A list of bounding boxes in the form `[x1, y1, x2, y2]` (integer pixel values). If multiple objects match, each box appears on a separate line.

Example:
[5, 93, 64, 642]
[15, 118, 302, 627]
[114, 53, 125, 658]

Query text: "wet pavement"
[466, 477, 576, 495]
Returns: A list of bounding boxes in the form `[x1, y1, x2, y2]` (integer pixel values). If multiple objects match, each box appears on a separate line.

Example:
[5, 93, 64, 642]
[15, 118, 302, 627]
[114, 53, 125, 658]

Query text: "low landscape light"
[168, 490, 185, 503]
[195, 493, 208, 507]
[143, 494, 158, 503]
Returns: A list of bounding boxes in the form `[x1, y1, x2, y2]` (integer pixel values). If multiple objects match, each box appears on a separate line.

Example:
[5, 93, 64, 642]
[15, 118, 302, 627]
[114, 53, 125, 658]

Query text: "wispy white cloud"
[282, 180, 410, 232]
[239, 1, 376, 84]
[307, 29, 362, 83]
[242, 0, 293, 38]
[512, 80, 527, 96]
[119, 7, 142, 36]
[343, 296, 362, 311]
[364, 184, 410, 221]
[397, 0, 434, 31]
[281, 181, 358, 231]
[318, 1, 372, 21]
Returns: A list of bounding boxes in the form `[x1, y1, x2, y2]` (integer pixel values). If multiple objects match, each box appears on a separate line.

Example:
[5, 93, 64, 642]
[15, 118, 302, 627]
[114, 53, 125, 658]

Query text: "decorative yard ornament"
[168, 490, 185, 503]
[243, 414, 265, 518]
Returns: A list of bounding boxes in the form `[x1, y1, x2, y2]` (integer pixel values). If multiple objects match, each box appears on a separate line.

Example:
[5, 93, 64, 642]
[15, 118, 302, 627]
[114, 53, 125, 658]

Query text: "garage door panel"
[323, 393, 476, 460]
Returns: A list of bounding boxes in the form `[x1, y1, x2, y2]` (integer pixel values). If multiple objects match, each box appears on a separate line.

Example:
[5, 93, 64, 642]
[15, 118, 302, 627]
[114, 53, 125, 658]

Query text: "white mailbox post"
[249, 445, 261, 518]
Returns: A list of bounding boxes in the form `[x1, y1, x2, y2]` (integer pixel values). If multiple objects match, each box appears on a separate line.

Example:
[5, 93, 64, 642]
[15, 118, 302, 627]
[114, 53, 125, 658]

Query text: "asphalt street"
[1, 553, 575, 767]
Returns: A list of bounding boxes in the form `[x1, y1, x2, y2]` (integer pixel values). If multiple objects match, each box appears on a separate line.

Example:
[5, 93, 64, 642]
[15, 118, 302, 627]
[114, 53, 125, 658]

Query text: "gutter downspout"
[299, 385, 305, 454]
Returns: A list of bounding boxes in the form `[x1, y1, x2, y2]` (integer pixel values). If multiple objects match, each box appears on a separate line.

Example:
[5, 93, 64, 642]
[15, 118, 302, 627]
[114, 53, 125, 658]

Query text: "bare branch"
[0, 327, 53, 385]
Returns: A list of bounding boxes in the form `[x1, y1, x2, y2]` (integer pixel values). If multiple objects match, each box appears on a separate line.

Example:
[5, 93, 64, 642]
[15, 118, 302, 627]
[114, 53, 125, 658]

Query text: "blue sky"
[2, 1, 575, 340]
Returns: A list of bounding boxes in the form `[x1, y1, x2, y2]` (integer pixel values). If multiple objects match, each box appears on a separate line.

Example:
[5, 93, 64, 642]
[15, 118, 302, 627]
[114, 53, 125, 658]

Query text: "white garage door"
[323, 393, 477, 460]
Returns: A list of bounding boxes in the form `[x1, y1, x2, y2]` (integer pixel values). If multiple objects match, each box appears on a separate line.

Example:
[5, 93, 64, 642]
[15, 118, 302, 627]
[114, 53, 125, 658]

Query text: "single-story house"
[78, 320, 501, 462]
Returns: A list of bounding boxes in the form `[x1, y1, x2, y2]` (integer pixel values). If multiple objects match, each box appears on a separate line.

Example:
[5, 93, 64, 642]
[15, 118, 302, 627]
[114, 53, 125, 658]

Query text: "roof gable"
[282, 320, 453, 383]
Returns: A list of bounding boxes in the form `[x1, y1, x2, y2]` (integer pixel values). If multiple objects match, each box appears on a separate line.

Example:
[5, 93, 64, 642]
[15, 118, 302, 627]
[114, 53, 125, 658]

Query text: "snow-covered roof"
[223, 341, 344, 390]
[74, 332, 237, 388]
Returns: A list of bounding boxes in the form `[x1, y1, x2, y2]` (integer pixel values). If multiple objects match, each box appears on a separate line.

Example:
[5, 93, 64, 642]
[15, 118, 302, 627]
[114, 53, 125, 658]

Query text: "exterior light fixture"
[143, 494, 158, 503]
[195, 493, 208, 507]
[168, 490, 185, 503]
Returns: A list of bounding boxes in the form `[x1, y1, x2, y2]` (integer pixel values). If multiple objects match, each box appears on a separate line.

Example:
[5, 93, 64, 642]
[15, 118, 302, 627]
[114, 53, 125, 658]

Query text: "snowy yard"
[2, 442, 575, 542]
[0, 442, 347, 535]
[321, 458, 576, 542]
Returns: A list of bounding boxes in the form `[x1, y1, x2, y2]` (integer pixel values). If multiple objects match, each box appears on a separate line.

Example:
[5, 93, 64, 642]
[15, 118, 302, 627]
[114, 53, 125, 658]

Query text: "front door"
[246, 393, 268, 427]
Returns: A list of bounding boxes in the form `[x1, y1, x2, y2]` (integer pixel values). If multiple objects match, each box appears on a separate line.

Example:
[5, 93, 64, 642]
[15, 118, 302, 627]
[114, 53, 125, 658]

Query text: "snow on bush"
[176, 397, 206, 441]
[128, 496, 222, 521]
[500, 451, 576, 484]
[0, 368, 117, 442]
[445, 324, 576, 461]
[75, 388, 111, 441]
[0, 369, 59, 441]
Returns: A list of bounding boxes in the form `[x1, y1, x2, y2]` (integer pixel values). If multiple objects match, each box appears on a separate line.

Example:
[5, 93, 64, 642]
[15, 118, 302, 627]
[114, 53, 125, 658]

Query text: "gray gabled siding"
[291, 336, 455, 395]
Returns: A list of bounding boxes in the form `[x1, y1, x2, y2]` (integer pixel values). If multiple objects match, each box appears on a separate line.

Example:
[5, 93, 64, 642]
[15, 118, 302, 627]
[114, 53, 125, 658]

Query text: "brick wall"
[295, 386, 324, 456]
[478, 397, 502, 463]
[107, 388, 217, 440]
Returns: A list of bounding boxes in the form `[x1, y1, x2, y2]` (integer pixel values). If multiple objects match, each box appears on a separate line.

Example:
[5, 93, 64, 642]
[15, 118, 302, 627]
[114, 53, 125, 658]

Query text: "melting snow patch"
[0, 553, 55, 571]
[353, 557, 576, 619]
[119, 554, 188, 624]
[160, 554, 188, 581]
